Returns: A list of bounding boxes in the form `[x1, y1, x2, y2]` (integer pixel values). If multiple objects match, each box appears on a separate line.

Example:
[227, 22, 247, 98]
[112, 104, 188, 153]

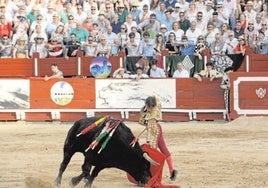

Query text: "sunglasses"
[2, 38, 8, 40]
[121, 28, 126, 29]
[88, 39, 93, 41]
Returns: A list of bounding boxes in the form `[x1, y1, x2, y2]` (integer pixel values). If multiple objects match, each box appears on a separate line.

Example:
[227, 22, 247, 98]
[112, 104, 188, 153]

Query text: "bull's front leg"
[70, 157, 92, 186]
[84, 165, 104, 188]
[55, 151, 75, 187]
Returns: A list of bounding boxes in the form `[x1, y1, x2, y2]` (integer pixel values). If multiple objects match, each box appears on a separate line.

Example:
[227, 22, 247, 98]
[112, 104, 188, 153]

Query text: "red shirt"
[0, 22, 12, 37]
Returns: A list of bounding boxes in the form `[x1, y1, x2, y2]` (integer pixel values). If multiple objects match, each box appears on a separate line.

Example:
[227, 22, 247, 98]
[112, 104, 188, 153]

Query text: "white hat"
[175, 3, 180, 7]
[160, 24, 167, 28]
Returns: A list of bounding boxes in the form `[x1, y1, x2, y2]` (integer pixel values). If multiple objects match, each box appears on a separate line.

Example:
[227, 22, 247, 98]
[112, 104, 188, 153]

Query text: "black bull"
[55, 117, 157, 187]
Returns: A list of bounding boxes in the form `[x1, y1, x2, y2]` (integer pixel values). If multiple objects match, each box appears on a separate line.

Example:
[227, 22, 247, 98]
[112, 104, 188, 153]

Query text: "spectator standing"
[172, 61, 190, 78]
[139, 31, 155, 64]
[125, 32, 140, 74]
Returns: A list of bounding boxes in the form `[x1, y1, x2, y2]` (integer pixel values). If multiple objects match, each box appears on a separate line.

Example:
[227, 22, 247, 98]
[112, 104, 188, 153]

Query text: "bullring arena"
[1, 116, 268, 188]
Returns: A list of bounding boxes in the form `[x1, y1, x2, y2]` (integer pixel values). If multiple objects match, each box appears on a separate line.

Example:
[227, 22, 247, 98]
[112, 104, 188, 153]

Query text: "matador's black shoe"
[170, 169, 178, 181]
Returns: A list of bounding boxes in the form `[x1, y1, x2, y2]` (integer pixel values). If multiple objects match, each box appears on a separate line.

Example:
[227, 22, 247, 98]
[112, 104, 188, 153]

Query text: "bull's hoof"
[70, 176, 83, 187]
[54, 177, 61, 187]
[170, 169, 178, 181]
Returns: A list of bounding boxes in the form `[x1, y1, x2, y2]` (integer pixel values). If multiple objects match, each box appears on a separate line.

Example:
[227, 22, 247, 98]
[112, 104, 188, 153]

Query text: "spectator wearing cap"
[162, 9, 175, 31]
[215, 2, 229, 25]
[234, 35, 250, 56]
[116, 3, 128, 23]
[194, 62, 222, 82]
[243, 1, 257, 23]
[149, 59, 166, 78]
[30, 24, 48, 45]
[29, 35, 47, 58]
[12, 13, 29, 45]
[160, 24, 168, 42]
[203, 0, 214, 21]
[125, 32, 141, 74]
[70, 22, 89, 43]
[103, 25, 118, 45]
[59, 3, 74, 25]
[124, 14, 137, 34]
[129, 2, 142, 24]
[0, 15, 13, 38]
[155, 3, 167, 24]
[185, 2, 199, 23]
[46, 13, 64, 41]
[95, 11, 110, 34]
[0, 35, 12, 58]
[139, 4, 153, 23]
[13, 36, 29, 58]
[139, 31, 155, 64]
[0, 3, 12, 23]
[171, 3, 181, 21]
[43, 4, 56, 24]
[178, 11, 191, 33]
[113, 67, 130, 78]
[138, 13, 160, 33]
[185, 21, 202, 44]
[73, 4, 87, 23]
[172, 61, 190, 78]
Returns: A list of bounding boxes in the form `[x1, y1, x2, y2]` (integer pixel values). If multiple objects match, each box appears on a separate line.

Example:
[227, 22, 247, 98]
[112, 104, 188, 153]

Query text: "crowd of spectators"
[0, 0, 267, 77]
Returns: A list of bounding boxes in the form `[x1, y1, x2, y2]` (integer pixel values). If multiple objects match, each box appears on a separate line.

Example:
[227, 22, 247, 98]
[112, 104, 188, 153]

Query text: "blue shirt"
[180, 40, 195, 55]
[139, 39, 155, 57]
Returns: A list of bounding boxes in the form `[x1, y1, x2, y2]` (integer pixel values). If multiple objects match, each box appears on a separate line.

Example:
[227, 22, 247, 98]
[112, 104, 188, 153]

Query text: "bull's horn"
[143, 153, 159, 166]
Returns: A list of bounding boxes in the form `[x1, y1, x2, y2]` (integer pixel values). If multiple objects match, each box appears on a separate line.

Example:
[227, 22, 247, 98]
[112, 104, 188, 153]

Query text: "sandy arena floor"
[0, 116, 268, 188]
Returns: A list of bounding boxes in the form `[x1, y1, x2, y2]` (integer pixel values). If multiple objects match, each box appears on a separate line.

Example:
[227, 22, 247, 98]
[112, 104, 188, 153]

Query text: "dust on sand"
[0, 116, 268, 188]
